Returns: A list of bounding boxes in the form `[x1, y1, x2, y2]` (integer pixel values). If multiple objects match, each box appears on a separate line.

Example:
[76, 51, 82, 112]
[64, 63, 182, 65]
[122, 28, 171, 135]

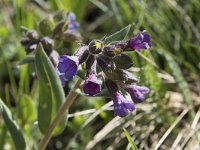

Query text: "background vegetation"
[0, 0, 200, 149]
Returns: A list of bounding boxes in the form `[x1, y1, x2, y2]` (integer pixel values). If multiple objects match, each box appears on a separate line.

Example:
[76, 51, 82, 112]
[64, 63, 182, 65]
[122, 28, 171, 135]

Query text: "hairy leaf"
[35, 44, 66, 135]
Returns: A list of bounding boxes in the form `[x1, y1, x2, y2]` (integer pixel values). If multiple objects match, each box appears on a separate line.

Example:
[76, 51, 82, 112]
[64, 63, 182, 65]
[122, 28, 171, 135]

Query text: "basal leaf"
[35, 44, 66, 135]
[104, 24, 131, 44]
[0, 99, 27, 150]
[123, 128, 138, 150]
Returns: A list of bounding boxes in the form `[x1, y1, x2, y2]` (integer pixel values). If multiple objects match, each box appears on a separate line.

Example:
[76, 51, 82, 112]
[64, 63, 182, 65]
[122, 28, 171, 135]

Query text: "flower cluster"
[56, 29, 152, 117]
[21, 11, 152, 117]
[20, 11, 81, 66]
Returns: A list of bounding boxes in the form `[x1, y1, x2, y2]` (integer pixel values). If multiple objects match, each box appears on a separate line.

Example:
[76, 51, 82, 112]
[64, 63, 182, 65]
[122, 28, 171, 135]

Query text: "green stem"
[38, 78, 82, 150]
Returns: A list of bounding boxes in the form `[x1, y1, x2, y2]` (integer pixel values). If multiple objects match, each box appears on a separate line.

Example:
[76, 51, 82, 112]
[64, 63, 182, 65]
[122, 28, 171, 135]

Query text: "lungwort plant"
[1, 10, 151, 150]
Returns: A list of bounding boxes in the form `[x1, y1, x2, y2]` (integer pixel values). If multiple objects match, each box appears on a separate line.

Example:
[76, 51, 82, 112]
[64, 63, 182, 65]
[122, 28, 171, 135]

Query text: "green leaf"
[18, 94, 37, 123]
[35, 44, 66, 135]
[0, 99, 27, 150]
[18, 55, 34, 65]
[104, 24, 131, 44]
[123, 128, 138, 150]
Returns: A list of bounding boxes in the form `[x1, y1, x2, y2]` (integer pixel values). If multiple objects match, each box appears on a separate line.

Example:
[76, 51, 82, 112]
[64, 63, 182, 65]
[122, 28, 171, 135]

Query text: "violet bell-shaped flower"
[127, 30, 151, 50]
[113, 92, 135, 117]
[56, 55, 79, 86]
[128, 85, 150, 103]
[83, 73, 101, 96]
[67, 12, 80, 31]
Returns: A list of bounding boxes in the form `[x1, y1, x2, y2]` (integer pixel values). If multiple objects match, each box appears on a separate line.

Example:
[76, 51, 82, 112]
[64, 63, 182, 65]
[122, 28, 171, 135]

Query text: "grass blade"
[123, 128, 138, 150]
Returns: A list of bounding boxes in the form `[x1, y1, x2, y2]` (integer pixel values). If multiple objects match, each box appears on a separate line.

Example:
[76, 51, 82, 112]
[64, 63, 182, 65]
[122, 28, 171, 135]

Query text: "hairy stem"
[38, 78, 82, 150]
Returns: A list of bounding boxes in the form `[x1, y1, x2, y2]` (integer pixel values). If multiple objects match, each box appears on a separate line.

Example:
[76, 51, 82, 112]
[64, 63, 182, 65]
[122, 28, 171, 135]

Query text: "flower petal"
[83, 74, 101, 96]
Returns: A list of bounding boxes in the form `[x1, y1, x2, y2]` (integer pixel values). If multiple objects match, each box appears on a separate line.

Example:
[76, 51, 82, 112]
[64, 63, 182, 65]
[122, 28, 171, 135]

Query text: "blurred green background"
[0, 0, 200, 149]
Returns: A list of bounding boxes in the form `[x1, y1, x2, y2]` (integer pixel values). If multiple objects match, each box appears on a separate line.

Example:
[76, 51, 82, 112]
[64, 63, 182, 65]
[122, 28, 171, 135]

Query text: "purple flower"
[113, 92, 135, 117]
[57, 55, 79, 86]
[128, 85, 149, 103]
[83, 73, 101, 96]
[68, 12, 80, 31]
[127, 30, 151, 50]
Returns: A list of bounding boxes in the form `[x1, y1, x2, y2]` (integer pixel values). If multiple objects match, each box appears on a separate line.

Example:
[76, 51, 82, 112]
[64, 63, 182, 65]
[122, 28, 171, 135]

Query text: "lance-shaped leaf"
[104, 24, 131, 44]
[35, 44, 66, 135]
[0, 99, 27, 150]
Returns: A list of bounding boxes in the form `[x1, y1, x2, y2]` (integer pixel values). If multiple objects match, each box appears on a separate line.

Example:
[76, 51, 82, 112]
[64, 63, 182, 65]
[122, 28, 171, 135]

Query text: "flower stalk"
[38, 78, 82, 150]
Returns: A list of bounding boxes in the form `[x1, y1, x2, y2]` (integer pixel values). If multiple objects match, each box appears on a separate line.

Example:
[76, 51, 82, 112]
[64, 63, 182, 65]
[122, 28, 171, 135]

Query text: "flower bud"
[74, 46, 89, 64]
[20, 29, 40, 53]
[104, 69, 138, 83]
[97, 54, 115, 72]
[119, 70, 138, 83]
[53, 20, 68, 38]
[102, 45, 116, 57]
[105, 79, 118, 94]
[40, 37, 54, 55]
[53, 10, 65, 22]
[113, 54, 133, 69]
[26, 30, 40, 42]
[62, 30, 82, 42]
[110, 41, 127, 50]
[88, 40, 103, 54]
[113, 92, 135, 117]
[39, 15, 55, 36]
[127, 85, 149, 103]
[25, 43, 37, 52]
[86, 55, 96, 74]
[20, 37, 29, 46]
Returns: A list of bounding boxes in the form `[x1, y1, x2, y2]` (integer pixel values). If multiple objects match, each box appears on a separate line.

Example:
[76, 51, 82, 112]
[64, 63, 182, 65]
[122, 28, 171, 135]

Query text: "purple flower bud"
[127, 30, 151, 50]
[128, 85, 150, 103]
[83, 73, 101, 96]
[113, 92, 135, 117]
[67, 12, 79, 31]
[57, 55, 79, 86]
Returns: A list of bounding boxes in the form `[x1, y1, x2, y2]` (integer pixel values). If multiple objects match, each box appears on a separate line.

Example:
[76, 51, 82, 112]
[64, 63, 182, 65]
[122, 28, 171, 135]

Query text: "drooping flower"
[67, 12, 80, 31]
[83, 73, 101, 96]
[127, 85, 149, 103]
[127, 30, 151, 50]
[57, 55, 79, 86]
[113, 92, 135, 117]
